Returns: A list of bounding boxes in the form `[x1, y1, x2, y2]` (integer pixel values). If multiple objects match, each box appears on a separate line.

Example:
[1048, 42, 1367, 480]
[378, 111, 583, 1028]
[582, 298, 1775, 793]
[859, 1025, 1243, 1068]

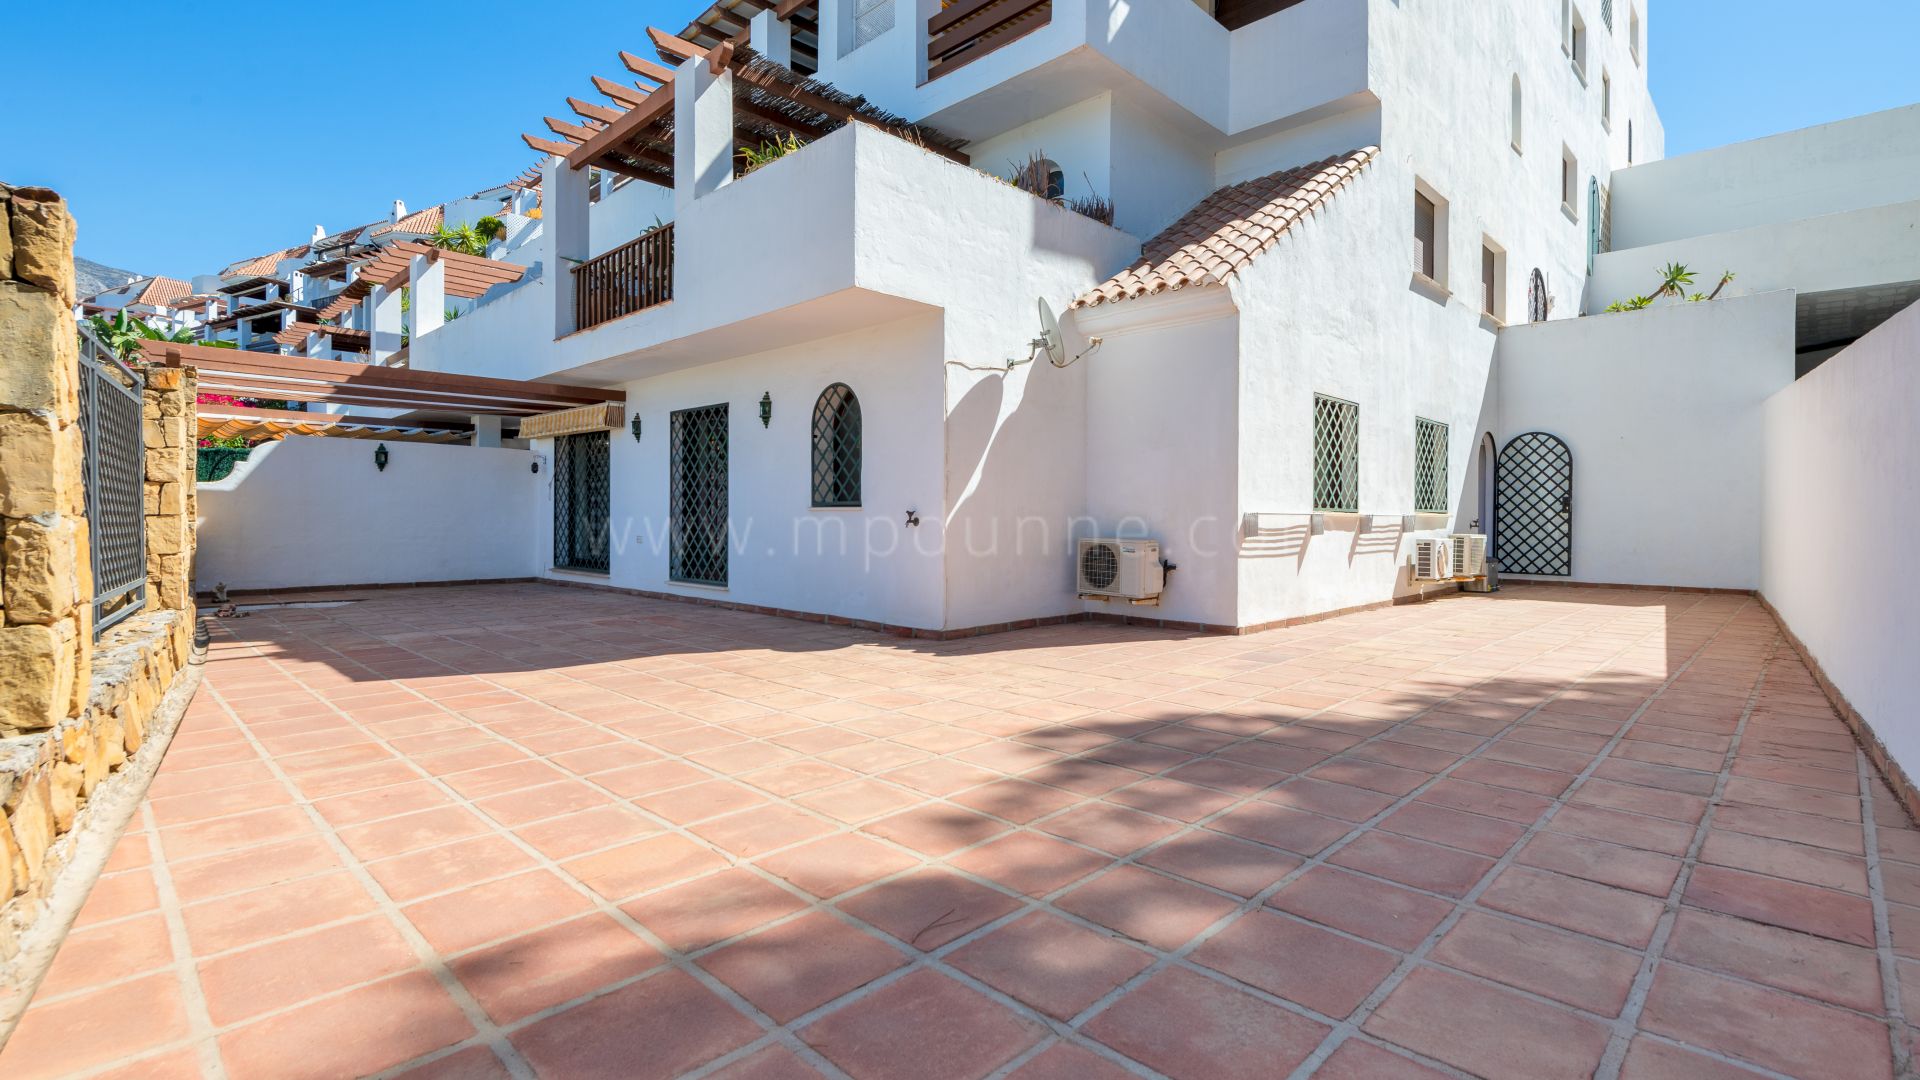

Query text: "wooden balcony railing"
[572, 222, 674, 331]
[926, 0, 1052, 81]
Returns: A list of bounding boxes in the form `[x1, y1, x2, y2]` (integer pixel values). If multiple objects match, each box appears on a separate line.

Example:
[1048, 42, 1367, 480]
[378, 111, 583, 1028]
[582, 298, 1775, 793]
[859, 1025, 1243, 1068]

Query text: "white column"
[750, 9, 792, 68]
[673, 54, 735, 213]
[369, 284, 404, 363]
[303, 330, 324, 357]
[410, 253, 445, 338]
[545, 154, 591, 337]
[469, 414, 504, 448]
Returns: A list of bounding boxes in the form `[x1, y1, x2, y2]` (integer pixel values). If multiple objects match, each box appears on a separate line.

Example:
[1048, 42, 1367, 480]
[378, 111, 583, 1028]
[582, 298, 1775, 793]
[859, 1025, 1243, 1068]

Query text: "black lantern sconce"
[630, 412, 644, 441]
[759, 391, 772, 428]
[373, 443, 390, 472]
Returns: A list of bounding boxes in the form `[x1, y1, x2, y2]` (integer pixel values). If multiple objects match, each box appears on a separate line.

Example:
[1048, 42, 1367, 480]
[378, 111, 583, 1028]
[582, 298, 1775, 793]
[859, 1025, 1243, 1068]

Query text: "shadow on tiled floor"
[2, 582, 1911, 1080]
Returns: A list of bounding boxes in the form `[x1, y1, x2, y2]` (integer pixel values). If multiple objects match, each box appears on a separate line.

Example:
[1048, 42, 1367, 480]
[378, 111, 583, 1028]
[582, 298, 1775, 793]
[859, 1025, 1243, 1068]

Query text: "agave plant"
[740, 133, 806, 175]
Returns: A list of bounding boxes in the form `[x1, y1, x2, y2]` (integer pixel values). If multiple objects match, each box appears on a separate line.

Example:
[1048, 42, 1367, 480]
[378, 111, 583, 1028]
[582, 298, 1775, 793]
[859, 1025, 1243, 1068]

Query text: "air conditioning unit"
[1450, 533, 1489, 579]
[1077, 538, 1164, 601]
[1412, 537, 1455, 583]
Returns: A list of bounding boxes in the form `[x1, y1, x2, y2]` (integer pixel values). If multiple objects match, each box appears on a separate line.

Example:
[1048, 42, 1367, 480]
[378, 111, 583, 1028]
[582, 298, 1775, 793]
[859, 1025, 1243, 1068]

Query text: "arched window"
[1510, 76, 1524, 152]
[811, 383, 862, 507]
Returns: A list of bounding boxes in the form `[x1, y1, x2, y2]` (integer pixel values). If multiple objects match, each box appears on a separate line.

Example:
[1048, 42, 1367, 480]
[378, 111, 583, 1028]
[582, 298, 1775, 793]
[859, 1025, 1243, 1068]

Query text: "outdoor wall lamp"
[759, 392, 772, 428]
[631, 412, 644, 441]
[373, 444, 390, 472]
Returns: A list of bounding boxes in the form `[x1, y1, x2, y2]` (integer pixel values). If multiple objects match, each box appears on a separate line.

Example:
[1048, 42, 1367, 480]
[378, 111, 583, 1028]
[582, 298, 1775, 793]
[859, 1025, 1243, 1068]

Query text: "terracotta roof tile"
[371, 205, 444, 237]
[220, 245, 308, 279]
[133, 276, 193, 307]
[1071, 147, 1379, 310]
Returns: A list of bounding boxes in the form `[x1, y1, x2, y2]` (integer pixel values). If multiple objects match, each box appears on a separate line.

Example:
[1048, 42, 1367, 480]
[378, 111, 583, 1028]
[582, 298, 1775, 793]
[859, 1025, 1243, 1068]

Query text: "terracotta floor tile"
[705, 1045, 828, 1079]
[511, 968, 759, 1078]
[1639, 963, 1893, 1080]
[512, 804, 660, 861]
[1085, 966, 1331, 1080]
[1329, 832, 1495, 898]
[839, 868, 1023, 950]
[197, 916, 420, 1025]
[33, 910, 174, 998]
[562, 833, 732, 900]
[949, 779, 1083, 823]
[700, 911, 908, 1022]
[337, 805, 493, 862]
[181, 870, 380, 953]
[793, 778, 926, 823]
[1208, 803, 1351, 857]
[1313, 1039, 1456, 1079]
[748, 831, 914, 898]
[402, 870, 595, 955]
[801, 969, 1045, 1080]
[1516, 832, 1682, 896]
[1056, 865, 1240, 951]
[945, 830, 1107, 896]
[1619, 1037, 1772, 1079]
[449, 913, 665, 1024]
[1380, 802, 1528, 858]
[690, 803, 839, 858]
[366, 833, 541, 903]
[861, 804, 1010, 856]
[1430, 910, 1641, 1016]
[1261, 777, 1400, 822]
[1193, 909, 1401, 1018]
[622, 867, 810, 952]
[0, 973, 189, 1080]
[1364, 967, 1611, 1080]
[1268, 866, 1453, 951]
[1683, 864, 1876, 946]
[217, 971, 473, 1080]
[1663, 907, 1884, 1012]
[1039, 802, 1182, 856]
[1139, 830, 1303, 897]
[1005, 1042, 1140, 1080]
[631, 778, 771, 824]
[949, 912, 1154, 1020]
[1477, 865, 1665, 947]
[1699, 829, 1869, 894]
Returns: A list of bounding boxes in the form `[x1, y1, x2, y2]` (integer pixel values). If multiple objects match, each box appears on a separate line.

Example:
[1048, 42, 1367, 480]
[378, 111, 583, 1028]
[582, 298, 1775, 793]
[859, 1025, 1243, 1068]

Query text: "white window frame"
[1511, 75, 1524, 154]
[1480, 237, 1507, 323]
[1601, 70, 1613, 130]
[1571, 6, 1589, 81]
[1412, 179, 1450, 291]
[1561, 147, 1580, 221]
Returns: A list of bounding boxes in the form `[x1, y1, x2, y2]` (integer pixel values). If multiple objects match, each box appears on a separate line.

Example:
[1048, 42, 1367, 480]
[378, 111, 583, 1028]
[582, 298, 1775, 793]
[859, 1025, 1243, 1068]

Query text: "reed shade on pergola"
[316, 242, 528, 323]
[272, 321, 371, 351]
[142, 341, 626, 419]
[523, 29, 967, 190]
[196, 404, 473, 445]
[680, 0, 822, 74]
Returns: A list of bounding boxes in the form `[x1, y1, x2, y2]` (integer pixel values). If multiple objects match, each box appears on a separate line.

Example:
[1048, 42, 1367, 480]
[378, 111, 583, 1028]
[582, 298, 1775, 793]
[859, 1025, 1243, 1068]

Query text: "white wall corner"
[674, 55, 736, 212]
[750, 9, 792, 69]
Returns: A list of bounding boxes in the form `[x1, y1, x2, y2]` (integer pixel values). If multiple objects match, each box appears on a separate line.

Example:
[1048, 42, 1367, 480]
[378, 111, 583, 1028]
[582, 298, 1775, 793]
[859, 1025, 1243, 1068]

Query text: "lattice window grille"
[670, 404, 730, 586]
[1495, 431, 1574, 577]
[553, 430, 611, 572]
[811, 384, 862, 507]
[1414, 417, 1449, 514]
[1313, 394, 1360, 513]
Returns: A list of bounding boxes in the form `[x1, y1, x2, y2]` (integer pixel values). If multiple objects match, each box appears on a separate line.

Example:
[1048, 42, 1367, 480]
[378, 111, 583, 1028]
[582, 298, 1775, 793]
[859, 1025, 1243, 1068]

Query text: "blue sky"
[2, 1, 1914, 280]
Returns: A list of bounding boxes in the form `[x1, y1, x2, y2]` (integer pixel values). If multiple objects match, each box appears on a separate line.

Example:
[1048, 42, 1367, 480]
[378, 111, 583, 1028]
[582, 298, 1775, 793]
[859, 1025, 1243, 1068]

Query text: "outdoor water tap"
[904, 510, 921, 527]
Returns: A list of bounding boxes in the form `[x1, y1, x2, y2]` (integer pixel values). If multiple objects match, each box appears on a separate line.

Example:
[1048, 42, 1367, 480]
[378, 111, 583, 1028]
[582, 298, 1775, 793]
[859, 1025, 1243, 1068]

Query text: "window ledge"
[1410, 273, 1451, 304]
[1561, 203, 1580, 224]
[1511, 141, 1524, 156]
[1573, 63, 1588, 86]
[810, 505, 863, 512]
[666, 579, 729, 592]
[1479, 311, 1506, 332]
[550, 566, 610, 579]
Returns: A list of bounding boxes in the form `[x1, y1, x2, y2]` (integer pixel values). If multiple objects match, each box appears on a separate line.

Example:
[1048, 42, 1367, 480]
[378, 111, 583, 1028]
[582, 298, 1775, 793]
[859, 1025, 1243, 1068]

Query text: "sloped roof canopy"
[197, 404, 472, 445]
[317, 242, 527, 321]
[143, 341, 623, 418]
[1074, 147, 1379, 309]
[524, 29, 965, 189]
[680, 0, 820, 74]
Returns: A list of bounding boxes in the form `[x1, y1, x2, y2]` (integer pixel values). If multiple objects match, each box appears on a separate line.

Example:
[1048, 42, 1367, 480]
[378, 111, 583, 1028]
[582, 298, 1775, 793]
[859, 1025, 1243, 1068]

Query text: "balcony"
[925, 0, 1052, 82]
[572, 222, 674, 331]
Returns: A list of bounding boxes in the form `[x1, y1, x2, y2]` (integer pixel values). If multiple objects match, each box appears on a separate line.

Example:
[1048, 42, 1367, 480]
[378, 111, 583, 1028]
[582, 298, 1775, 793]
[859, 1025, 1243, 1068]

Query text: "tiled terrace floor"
[4, 583, 1915, 1080]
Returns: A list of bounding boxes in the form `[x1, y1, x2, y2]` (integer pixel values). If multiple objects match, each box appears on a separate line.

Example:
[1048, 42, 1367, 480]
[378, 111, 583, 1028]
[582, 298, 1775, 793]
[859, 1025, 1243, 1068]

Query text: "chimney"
[311, 224, 326, 244]
[391, 199, 407, 224]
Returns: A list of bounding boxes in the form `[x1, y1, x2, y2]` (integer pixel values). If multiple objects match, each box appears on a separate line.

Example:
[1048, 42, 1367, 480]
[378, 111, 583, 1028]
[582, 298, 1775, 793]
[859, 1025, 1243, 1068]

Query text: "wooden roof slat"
[620, 50, 677, 85]
[647, 27, 707, 64]
[566, 79, 676, 170]
[523, 133, 577, 156]
[592, 75, 654, 107]
[545, 116, 601, 143]
[569, 96, 626, 124]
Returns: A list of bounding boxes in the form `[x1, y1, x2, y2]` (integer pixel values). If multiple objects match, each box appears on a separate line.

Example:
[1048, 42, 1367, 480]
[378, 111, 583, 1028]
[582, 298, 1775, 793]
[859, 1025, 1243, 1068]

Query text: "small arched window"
[1510, 76, 1524, 152]
[811, 383, 862, 507]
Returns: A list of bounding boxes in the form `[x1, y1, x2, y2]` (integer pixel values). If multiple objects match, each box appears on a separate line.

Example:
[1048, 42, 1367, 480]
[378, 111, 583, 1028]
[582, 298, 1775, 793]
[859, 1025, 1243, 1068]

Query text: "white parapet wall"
[1495, 290, 1796, 590]
[195, 437, 541, 593]
[1762, 299, 1920, 778]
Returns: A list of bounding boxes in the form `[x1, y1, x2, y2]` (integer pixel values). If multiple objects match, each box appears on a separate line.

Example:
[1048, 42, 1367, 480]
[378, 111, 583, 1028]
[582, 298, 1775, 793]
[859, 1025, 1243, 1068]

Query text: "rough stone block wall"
[142, 366, 197, 613]
[0, 182, 200, 964]
[0, 184, 89, 739]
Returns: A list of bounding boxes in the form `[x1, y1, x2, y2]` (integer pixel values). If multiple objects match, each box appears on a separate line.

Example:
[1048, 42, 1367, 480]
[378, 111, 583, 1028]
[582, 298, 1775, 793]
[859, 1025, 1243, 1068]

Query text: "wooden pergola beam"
[569, 96, 626, 124]
[592, 75, 653, 108]
[197, 404, 473, 432]
[648, 27, 706, 64]
[148, 342, 624, 406]
[620, 50, 677, 85]
[566, 80, 675, 170]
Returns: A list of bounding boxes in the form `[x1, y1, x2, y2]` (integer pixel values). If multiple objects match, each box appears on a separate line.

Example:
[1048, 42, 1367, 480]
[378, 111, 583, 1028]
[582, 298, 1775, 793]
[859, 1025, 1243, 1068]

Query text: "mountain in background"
[74, 256, 142, 300]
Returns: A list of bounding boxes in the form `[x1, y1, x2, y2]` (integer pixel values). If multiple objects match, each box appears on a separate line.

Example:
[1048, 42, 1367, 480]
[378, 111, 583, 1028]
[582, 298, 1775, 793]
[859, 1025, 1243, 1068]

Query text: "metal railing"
[572, 222, 674, 332]
[926, 0, 1052, 81]
[76, 327, 147, 634]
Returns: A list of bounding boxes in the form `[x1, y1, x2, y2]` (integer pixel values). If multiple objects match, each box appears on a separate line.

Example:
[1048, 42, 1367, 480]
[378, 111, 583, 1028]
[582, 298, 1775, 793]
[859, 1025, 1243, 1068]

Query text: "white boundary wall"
[196, 437, 540, 592]
[1495, 290, 1796, 590]
[1763, 300, 1920, 774]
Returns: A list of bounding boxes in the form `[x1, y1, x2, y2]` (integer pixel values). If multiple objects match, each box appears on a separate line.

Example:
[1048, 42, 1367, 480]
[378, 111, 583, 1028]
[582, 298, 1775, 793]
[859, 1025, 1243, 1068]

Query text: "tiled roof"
[1072, 147, 1378, 309]
[133, 276, 193, 307]
[371, 205, 444, 237]
[221, 245, 308, 279]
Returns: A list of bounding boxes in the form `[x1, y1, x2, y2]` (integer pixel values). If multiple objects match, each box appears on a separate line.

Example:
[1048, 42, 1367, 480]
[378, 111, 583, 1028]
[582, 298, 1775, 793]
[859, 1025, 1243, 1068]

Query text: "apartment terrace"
[1, 583, 1908, 1079]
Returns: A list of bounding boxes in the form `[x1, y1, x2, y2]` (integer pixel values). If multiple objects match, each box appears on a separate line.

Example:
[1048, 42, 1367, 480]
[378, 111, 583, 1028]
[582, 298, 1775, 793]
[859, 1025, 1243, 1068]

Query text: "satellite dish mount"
[1018, 299, 1101, 369]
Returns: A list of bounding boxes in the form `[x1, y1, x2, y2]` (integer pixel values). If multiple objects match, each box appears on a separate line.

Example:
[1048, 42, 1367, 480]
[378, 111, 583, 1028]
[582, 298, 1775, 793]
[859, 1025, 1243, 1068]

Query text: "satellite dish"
[1035, 299, 1067, 367]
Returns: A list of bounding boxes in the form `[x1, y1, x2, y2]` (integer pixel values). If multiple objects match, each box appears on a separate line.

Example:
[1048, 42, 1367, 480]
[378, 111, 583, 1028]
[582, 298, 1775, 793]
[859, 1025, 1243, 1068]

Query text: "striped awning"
[517, 401, 624, 440]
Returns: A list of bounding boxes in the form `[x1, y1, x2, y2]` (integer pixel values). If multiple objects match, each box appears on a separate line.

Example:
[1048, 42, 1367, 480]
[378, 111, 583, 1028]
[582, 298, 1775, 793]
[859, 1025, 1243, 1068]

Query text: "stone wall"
[0, 183, 201, 964]
[143, 366, 196, 613]
[0, 184, 89, 739]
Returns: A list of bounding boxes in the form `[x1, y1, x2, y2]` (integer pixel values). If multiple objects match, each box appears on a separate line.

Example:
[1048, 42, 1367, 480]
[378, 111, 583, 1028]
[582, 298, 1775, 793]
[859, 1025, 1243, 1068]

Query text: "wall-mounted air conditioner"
[1412, 537, 1455, 583]
[1078, 538, 1164, 601]
[1450, 533, 1488, 579]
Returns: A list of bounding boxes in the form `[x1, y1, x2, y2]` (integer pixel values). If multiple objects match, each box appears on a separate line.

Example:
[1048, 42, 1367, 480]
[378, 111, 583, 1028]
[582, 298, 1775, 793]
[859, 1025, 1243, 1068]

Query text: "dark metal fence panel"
[669, 404, 729, 586]
[76, 327, 147, 633]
